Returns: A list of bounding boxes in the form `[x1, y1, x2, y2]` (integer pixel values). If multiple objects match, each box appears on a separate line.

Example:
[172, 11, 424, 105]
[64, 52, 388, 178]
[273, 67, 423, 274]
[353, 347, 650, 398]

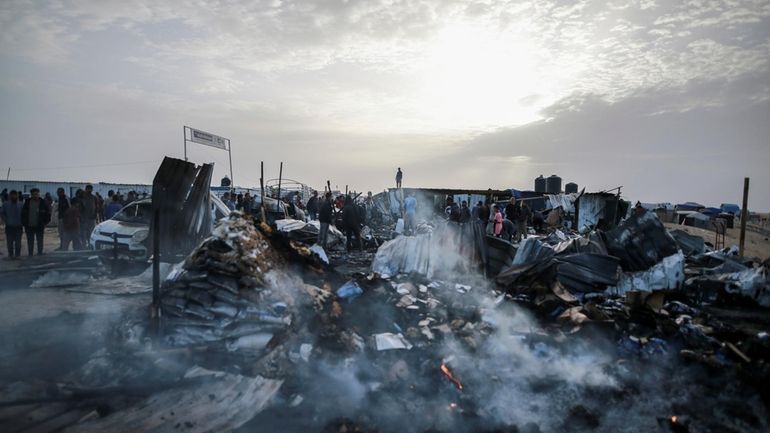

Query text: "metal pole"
[739, 177, 750, 257]
[183, 126, 187, 161]
[276, 162, 283, 213]
[152, 209, 160, 312]
[6, 167, 9, 180]
[227, 140, 234, 192]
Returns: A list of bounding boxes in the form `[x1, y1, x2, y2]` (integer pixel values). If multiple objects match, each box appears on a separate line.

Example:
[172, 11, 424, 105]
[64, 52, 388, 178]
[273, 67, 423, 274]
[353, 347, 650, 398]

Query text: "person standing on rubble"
[532, 209, 544, 233]
[342, 196, 363, 251]
[505, 198, 518, 222]
[1, 190, 23, 259]
[21, 188, 51, 256]
[516, 200, 531, 241]
[446, 197, 461, 222]
[318, 192, 333, 248]
[478, 200, 490, 232]
[306, 191, 319, 221]
[395, 168, 403, 189]
[221, 192, 236, 211]
[492, 204, 503, 236]
[243, 192, 254, 216]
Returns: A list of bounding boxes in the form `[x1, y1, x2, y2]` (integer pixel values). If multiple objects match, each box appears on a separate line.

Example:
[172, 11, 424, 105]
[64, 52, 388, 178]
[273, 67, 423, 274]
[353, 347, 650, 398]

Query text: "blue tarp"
[676, 202, 704, 211]
[720, 203, 740, 215]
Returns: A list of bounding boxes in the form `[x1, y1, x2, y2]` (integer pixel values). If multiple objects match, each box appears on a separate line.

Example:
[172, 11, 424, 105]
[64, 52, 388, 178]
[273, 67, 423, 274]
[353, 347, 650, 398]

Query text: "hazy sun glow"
[413, 24, 556, 131]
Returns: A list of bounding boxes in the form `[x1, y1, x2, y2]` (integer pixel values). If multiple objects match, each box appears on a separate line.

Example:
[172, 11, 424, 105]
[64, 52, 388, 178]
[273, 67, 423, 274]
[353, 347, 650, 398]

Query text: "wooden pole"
[739, 177, 749, 257]
[260, 161, 267, 222]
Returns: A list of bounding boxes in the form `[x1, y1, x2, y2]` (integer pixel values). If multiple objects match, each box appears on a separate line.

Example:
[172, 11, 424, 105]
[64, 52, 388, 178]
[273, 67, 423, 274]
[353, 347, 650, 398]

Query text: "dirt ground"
[663, 222, 770, 260]
[0, 227, 73, 269]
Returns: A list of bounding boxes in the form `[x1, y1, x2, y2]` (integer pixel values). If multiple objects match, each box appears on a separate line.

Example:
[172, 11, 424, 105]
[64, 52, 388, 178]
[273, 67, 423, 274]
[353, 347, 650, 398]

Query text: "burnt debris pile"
[160, 213, 294, 351]
[2, 211, 769, 433]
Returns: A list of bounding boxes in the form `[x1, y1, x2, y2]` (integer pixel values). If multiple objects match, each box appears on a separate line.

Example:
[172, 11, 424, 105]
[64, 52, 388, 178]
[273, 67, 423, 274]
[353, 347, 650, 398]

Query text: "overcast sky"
[1, 0, 768, 209]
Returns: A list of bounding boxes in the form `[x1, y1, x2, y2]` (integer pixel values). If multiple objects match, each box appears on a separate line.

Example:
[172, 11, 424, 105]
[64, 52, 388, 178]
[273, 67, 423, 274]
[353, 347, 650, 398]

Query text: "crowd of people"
[441, 196, 547, 243]
[0, 186, 145, 259]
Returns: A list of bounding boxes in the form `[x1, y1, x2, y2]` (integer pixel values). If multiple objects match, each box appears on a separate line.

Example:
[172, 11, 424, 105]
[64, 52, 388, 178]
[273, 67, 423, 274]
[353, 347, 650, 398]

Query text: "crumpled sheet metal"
[552, 231, 608, 255]
[545, 193, 578, 213]
[715, 266, 769, 307]
[65, 368, 283, 433]
[512, 237, 555, 266]
[151, 157, 214, 257]
[160, 213, 295, 349]
[608, 252, 685, 295]
[669, 229, 706, 257]
[555, 253, 620, 293]
[576, 194, 607, 233]
[371, 223, 483, 278]
[604, 212, 679, 272]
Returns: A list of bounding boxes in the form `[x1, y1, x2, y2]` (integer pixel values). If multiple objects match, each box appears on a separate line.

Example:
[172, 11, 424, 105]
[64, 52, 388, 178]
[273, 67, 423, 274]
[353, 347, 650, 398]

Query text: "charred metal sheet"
[669, 229, 706, 257]
[556, 253, 620, 293]
[151, 157, 214, 258]
[603, 212, 679, 272]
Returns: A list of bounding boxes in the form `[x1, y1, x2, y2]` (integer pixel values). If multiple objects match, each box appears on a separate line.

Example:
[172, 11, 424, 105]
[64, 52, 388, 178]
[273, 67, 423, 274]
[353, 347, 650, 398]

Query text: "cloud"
[423, 74, 770, 208]
[0, 0, 768, 208]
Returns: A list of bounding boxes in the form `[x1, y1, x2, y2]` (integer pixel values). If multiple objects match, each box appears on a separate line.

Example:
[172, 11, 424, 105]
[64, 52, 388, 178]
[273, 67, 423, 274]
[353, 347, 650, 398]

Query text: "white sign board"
[189, 127, 228, 150]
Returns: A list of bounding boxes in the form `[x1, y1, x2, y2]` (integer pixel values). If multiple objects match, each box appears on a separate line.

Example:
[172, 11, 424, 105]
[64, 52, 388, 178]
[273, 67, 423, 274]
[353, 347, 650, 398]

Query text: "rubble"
[3, 202, 769, 433]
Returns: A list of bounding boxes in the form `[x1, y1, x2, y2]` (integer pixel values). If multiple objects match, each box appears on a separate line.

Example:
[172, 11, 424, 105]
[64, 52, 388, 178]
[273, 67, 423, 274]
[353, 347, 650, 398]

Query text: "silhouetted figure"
[79, 184, 97, 248]
[318, 192, 333, 248]
[21, 188, 51, 256]
[56, 187, 70, 251]
[395, 168, 403, 189]
[1, 190, 23, 259]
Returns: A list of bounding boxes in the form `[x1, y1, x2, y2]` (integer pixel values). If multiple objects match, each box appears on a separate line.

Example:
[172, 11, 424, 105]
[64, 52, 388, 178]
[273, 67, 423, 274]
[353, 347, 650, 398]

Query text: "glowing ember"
[671, 416, 678, 424]
[448, 402, 458, 410]
[440, 362, 464, 390]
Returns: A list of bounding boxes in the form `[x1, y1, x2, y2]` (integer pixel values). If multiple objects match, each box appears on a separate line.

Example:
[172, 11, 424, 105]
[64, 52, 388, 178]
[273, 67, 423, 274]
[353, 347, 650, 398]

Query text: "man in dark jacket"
[516, 201, 531, 242]
[78, 184, 97, 248]
[21, 188, 51, 256]
[459, 200, 472, 223]
[61, 196, 82, 251]
[446, 197, 461, 222]
[317, 192, 333, 248]
[342, 196, 362, 251]
[306, 191, 319, 221]
[505, 198, 519, 222]
[1, 190, 23, 259]
[56, 187, 70, 251]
